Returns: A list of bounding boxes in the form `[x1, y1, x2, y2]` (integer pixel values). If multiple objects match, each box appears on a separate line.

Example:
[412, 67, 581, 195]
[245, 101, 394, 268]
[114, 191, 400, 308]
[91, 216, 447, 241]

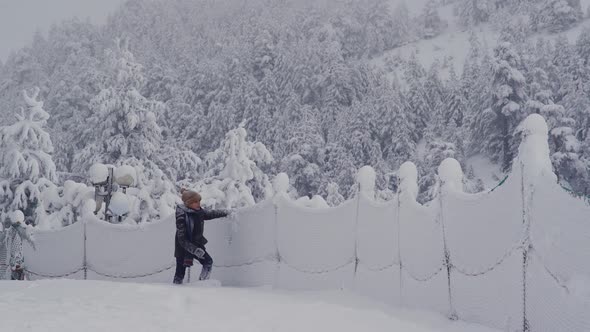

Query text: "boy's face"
[188, 201, 201, 210]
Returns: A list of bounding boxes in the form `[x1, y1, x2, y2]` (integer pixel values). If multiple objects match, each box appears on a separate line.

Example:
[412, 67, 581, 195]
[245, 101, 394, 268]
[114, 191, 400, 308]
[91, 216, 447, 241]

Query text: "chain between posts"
[404, 264, 446, 282]
[357, 260, 400, 272]
[452, 242, 525, 277]
[25, 267, 85, 279]
[281, 257, 355, 275]
[87, 264, 175, 279]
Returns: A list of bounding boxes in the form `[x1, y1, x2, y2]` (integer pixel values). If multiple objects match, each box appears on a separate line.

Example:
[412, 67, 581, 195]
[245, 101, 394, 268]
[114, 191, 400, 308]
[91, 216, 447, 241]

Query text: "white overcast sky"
[0, 0, 125, 61]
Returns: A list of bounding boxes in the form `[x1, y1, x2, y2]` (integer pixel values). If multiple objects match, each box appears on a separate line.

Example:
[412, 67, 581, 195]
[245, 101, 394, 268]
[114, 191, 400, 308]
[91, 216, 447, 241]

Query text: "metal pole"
[83, 220, 88, 280]
[439, 185, 457, 320]
[104, 167, 114, 222]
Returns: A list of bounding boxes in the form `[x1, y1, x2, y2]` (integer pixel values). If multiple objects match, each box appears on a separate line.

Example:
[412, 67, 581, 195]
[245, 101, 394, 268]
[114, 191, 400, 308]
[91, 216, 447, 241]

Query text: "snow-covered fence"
[20, 115, 590, 331]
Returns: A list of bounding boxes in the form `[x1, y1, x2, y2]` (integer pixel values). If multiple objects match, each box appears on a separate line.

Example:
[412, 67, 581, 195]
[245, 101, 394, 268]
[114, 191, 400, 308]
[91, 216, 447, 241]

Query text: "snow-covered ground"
[0, 279, 500, 332]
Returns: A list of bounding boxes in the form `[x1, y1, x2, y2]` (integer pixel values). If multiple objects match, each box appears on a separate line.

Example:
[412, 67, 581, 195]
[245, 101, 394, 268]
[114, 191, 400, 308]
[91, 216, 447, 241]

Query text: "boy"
[173, 189, 227, 284]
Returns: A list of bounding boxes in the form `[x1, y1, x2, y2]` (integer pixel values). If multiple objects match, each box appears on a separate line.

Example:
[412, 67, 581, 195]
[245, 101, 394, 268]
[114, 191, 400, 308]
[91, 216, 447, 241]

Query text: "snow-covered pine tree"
[0, 88, 58, 228]
[365, 0, 396, 55]
[532, 0, 583, 32]
[75, 38, 164, 175]
[457, 0, 493, 27]
[194, 126, 274, 209]
[422, 0, 446, 39]
[325, 182, 345, 207]
[477, 42, 528, 171]
[391, 2, 413, 46]
[280, 103, 325, 198]
[403, 54, 429, 137]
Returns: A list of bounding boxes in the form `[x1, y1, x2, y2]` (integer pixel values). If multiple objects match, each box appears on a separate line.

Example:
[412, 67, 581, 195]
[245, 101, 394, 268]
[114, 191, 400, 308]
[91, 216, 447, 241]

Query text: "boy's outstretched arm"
[203, 209, 229, 220]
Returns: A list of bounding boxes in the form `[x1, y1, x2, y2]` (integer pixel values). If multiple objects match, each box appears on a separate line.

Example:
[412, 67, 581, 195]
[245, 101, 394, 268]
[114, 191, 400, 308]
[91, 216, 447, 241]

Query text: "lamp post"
[90, 163, 136, 223]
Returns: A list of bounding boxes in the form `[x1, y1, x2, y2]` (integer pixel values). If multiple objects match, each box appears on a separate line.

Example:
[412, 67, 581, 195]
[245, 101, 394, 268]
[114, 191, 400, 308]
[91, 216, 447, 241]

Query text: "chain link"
[281, 257, 355, 274]
[87, 264, 175, 279]
[403, 264, 445, 282]
[529, 247, 570, 293]
[452, 243, 524, 277]
[25, 267, 85, 279]
[357, 260, 400, 272]
[214, 255, 272, 268]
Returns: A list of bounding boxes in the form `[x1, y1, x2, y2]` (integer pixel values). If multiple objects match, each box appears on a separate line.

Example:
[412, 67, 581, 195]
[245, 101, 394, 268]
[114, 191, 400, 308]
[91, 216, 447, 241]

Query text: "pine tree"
[365, 0, 396, 55]
[280, 104, 325, 197]
[0, 88, 58, 227]
[392, 2, 413, 46]
[195, 126, 274, 209]
[533, 0, 583, 32]
[422, 0, 446, 39]
[457, 0, 493, 27]
[74, 38, 164, 175]
[479, 42, 528, 171]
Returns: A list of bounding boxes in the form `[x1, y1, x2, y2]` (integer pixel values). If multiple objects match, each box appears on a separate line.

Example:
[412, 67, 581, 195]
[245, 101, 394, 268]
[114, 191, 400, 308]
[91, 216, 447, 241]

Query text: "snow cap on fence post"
[273, 172, 290, 199]
[438, 158, 464, 193]
[515, 114, 555, 180]
[357, 166, 376, 199]
[398, 161, 418, 201]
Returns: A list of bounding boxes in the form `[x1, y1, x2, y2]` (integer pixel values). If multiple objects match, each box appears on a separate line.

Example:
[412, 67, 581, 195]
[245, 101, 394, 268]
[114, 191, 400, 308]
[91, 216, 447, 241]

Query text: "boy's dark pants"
[174, 246, 213, 282]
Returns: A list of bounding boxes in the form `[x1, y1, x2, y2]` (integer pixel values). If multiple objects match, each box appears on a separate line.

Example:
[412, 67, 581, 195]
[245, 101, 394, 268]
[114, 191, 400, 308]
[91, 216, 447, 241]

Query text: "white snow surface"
[0, 279, 500, 332]
[89, 163, 109, 184]
[108, 192, 130, 216]
[113, 165, 136, 187]
[10, 210, 24, 223]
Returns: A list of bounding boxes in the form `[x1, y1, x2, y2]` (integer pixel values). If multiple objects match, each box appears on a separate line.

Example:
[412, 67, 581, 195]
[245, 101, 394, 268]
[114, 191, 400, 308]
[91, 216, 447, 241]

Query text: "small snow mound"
[398, 162, 418, 201]
[295, 195, 329, 208]
[568, 275, 590, 299]
[11, 210, 25, 223]
[273, 173, 290, 194]
[89, 163, 109, 184]
[310, 195, 329, 208]
[519, 113, 549, 137]
[438, 158, 463, 192]
[109, 192, 130, 216]
[357, 166, 376, 198]
[186, 279, 222, 288]
[114, 165, 136, 186]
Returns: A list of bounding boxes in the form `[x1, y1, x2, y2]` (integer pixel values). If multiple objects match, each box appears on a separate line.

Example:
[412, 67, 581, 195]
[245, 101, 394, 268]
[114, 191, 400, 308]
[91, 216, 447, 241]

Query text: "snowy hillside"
[0, 280, 500, 332]
[376, 0, 590, 79]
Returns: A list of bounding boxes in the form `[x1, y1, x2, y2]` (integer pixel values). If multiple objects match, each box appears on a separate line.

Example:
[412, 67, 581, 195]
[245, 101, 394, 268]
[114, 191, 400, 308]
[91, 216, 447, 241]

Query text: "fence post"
[520, 161, 530, 332]
[353, 191, 361, 278]
[396, 186, 403, 305]
[438, 185, 457, 321]
[83, 219, 87, 280]
[273, 199, 281, 288]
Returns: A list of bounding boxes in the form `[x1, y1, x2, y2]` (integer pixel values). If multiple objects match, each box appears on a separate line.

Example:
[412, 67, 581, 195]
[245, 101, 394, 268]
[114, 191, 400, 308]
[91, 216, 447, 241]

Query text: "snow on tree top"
[89, 163, 109, 184]
[11, 210, 25, 223]
[438, 158, 463, 192]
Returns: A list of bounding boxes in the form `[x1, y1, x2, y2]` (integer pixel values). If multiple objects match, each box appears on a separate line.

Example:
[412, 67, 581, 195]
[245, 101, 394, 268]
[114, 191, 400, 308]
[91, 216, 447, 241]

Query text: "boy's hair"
[180, 188, 201, 206]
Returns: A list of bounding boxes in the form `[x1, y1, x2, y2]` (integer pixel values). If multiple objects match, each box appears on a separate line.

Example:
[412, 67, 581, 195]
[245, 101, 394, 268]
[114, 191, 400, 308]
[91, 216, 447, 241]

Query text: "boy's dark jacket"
[175, 205, 227, 258]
